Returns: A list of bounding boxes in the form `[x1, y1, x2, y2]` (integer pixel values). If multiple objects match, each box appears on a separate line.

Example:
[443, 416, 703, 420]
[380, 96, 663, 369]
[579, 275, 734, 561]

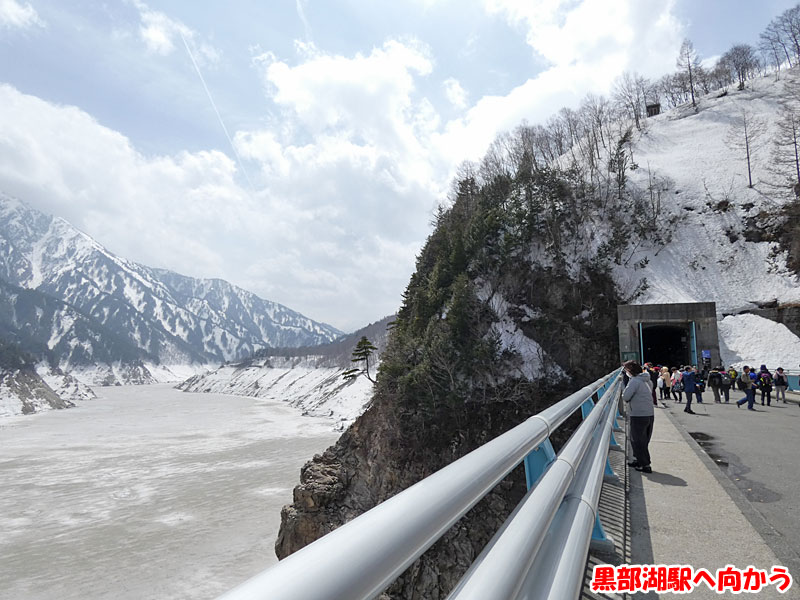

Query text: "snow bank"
[178, 359, 375, 430]
[719, 313, 800, 370]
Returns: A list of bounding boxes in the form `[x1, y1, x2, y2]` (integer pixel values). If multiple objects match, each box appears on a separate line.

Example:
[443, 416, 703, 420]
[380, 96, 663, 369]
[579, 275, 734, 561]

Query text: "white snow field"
[619, 72, 800, 313]
[0, 385, 337, 600]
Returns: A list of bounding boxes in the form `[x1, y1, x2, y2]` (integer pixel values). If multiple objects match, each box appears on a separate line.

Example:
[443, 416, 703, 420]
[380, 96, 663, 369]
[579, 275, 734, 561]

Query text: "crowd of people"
[621, 360, 794, 474]
[635, 362, 791, 413]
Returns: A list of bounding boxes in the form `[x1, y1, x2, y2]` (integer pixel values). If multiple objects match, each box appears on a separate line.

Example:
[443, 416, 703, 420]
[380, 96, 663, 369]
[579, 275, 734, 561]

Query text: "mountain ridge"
[0, 193, 343, 397]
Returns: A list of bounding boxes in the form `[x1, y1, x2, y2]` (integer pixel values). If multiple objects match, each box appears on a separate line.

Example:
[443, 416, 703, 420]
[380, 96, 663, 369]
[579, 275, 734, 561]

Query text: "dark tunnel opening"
[641, 325, 691, 368]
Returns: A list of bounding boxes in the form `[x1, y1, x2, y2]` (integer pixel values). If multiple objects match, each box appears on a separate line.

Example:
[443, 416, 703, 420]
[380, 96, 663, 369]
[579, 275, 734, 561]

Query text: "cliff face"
[276, 165, 625, 598]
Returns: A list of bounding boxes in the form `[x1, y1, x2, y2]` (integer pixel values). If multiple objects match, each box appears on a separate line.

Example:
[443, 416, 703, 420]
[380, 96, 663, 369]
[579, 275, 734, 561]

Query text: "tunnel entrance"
[618, 303, 721, 370]
[641, 325, 691, 368]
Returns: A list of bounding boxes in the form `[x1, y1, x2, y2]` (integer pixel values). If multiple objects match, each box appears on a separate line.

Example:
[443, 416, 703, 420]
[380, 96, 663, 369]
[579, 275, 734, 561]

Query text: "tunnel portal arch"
[617, 302, 721, 369]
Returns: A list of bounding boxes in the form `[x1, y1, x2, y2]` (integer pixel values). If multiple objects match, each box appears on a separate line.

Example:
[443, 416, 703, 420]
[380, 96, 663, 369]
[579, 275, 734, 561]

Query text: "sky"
[0, 0, 797, 332]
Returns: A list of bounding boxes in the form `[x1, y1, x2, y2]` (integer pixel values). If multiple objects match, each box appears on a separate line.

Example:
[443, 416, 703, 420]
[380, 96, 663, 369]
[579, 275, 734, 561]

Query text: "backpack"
[737, 373, 748, 390]
[720, 372, 732, 386]
[673, 380, 684, 392]
[708, 371, 722, 387]
[759, 373, 772, 389]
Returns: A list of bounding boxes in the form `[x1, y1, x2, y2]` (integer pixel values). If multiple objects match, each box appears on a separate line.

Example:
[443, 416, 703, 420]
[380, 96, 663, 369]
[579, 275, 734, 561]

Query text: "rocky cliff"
[276, 164, 625, 598]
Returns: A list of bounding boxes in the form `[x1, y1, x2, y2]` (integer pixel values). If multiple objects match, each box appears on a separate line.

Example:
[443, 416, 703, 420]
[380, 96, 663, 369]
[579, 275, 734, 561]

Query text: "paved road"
[664, 389, 800, 573]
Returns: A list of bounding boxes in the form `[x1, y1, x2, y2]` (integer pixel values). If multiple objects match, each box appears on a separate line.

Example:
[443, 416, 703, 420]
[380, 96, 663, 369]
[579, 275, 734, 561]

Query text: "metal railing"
[216, 369, 624, 600]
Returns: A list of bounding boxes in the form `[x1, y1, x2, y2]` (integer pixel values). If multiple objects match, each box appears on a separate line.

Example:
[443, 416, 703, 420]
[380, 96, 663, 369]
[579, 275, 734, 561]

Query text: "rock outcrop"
[0, 367, 74, 416]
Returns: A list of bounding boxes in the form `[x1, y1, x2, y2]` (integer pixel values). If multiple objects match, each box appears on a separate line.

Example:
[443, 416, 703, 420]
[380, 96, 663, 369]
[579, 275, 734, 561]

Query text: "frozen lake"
[0, 384, 339, 600]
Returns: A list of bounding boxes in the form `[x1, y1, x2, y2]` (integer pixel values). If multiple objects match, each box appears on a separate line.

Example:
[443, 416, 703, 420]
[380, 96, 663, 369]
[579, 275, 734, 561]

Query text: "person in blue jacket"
[681, 365, 700, 414]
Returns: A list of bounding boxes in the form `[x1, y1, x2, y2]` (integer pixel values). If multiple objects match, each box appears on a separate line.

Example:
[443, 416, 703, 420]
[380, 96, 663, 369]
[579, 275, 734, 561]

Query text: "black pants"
[630, 415, 654, 468]
[761, 388, 772, 406]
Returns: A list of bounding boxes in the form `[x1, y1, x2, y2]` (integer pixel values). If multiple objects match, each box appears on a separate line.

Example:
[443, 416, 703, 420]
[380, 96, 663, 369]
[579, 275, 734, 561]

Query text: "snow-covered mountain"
[178, 316, 393, 429]
[0, 194, 342, 388]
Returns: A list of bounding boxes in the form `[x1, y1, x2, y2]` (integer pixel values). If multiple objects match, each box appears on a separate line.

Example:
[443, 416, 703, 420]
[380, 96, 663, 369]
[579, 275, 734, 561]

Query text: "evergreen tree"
[343, 336, 378, 383]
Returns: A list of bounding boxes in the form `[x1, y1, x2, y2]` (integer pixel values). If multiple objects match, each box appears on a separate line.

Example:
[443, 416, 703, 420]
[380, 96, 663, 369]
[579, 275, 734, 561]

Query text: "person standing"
[671, 367, 684, 402]
[681, 365, 699, 414]
[659, 366, 671, 399]
[774, 367, 789, 403]
[758, 365, 773, 406]
[645, 363, 659, 406]
[719, 366, 733, 403]
[728, 366, 738, 387]
[707, 367, 723, 403]
[735, 366, 756, 410]
[693, 366, 705, 402]
[622, 360, 655, 473]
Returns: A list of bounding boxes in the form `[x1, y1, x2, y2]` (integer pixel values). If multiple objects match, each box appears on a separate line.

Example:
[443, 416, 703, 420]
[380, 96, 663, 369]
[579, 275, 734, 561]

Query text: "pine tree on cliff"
[342, 336, 378, 383]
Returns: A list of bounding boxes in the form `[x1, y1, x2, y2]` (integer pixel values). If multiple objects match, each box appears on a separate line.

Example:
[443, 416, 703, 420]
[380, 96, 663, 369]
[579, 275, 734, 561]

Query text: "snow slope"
[178, 316, 393, 429]
[617, 72, 800, 368]
[178, 357, 375, 430]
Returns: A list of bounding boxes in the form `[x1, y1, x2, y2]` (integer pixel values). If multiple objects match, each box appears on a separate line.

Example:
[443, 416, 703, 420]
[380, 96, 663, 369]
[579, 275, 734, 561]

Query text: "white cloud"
[131, 0, 219, 66]
[443, 77, 468, 108]
[295, 0, 312, 42]
[428, 0, 685, 164]
[243, 38, 445, 216]
[0, 84, 241, 289]
[484, 0, 683, 79]
[0, 0, 43, 29]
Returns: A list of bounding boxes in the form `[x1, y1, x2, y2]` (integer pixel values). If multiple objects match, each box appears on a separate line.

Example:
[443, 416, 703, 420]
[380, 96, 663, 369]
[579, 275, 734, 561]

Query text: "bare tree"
[614, 71, 649, 129]
[676, 39, 700, 106]
[764, 16, 794, 68]
[581, 93, 611, 152]
[725, 108, 766, 188]
[772, 105, 800, 190]
[759, 25, 785, 78]
[778, 6, 800, 63]
[721, 44, 759, 90]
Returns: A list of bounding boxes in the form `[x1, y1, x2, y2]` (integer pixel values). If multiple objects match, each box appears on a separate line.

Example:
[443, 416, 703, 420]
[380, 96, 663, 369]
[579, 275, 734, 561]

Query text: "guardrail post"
[580, 395, 597, 420]
[590, 514, 615, 554]
[524, 439, 556, 490]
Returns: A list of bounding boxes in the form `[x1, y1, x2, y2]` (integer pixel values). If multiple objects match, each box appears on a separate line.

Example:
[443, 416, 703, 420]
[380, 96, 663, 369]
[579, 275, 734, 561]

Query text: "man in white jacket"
[623, 360, 655, 473]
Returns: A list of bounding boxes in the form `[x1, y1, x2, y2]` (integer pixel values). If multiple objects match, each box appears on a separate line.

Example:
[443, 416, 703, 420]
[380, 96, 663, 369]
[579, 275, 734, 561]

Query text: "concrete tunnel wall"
[617, 302, 722, 368]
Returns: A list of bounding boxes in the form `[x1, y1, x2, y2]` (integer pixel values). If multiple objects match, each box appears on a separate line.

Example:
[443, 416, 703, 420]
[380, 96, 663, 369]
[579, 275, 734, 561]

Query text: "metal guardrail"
[785, 371, 800, 391]
[216, 369, 624, 600]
